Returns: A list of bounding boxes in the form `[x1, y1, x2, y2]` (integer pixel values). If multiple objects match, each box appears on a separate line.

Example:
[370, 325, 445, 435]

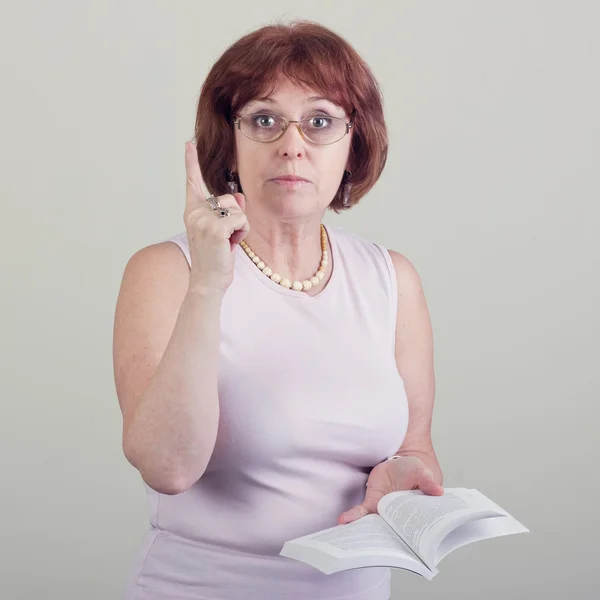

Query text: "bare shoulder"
[112, 241, 190, 426]
[114, 241, 191, 329]
[386, 249, 425, 299]
[124, 240, 190, 279]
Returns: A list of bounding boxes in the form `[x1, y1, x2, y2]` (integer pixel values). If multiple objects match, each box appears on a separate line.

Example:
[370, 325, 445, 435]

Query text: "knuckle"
[215, 194, 235, 208]
[186, 211, 212, 233]
[183, 208, 202, 228]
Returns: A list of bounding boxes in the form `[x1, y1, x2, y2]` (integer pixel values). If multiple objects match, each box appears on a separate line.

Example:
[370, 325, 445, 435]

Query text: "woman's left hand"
[338, 455, 444, 525]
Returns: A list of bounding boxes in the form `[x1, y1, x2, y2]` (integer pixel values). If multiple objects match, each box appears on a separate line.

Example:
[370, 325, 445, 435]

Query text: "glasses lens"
[240, 114, 286, 142]
[301, 116, 347, 144]
[239, 114, 347, 144]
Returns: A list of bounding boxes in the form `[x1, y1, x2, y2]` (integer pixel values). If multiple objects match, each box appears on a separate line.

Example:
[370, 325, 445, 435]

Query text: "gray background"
[1, 1, 598, 598]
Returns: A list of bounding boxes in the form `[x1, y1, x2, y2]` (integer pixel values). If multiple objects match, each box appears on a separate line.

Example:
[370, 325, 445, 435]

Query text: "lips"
[271, 175, 310, 182]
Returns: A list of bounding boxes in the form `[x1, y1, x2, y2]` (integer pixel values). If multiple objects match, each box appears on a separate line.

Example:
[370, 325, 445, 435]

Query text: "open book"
[279, 488, 528, 580]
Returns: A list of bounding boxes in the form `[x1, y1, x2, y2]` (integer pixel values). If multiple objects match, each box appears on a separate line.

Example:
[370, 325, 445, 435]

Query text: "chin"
[271, 198, 320, 218]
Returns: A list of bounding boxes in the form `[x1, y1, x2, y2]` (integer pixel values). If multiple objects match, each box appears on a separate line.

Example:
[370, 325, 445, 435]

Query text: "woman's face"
[232, 75, 353, 220]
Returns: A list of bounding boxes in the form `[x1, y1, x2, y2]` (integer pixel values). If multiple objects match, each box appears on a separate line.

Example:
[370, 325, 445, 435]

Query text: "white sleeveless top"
[122, 223, 409, 600]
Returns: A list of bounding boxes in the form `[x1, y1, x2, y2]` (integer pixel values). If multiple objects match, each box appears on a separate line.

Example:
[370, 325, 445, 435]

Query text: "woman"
[113, 19, 443, 600]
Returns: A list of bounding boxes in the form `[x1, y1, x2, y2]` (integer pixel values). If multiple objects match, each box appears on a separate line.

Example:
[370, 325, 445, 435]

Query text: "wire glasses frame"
[232, 110, 356, 146]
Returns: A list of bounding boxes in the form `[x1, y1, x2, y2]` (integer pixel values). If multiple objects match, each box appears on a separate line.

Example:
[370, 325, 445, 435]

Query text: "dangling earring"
[342, 170, 353, 208]
[226, 168, 239, 194]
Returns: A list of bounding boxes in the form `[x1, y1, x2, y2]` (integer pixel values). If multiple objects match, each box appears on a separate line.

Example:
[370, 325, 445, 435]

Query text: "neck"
[241, 214, 328, 283]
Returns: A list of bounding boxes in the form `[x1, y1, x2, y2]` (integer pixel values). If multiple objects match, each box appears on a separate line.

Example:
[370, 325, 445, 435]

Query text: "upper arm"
[388, 249, 436, 452]
[112, 242, 190, 444]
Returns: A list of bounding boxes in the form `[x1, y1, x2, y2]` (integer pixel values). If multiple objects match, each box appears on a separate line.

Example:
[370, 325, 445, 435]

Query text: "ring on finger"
[205, 194, 230, 217]
[205, 194, 220, 210]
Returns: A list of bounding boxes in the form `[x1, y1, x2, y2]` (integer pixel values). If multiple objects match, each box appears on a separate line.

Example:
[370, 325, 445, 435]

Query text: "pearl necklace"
[239, 224, 329, 292]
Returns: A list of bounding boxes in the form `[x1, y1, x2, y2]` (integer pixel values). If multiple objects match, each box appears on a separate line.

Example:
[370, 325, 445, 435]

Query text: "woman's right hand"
[183, 141, 250, 295]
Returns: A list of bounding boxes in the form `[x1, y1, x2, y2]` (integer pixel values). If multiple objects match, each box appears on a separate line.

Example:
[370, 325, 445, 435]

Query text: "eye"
[252, 114, 279, 127]
[307, 116, 332, 128]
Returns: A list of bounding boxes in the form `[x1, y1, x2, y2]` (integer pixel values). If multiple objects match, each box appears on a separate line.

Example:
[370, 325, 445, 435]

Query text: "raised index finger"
[185, 141, 210, 210]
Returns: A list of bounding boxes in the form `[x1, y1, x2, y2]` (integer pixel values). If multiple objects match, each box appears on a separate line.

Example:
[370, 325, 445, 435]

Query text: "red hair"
[194, 19, 388, 212]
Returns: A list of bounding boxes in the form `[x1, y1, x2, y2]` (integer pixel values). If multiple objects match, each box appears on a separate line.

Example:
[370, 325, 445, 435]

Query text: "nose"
[277, 122, 306, 158]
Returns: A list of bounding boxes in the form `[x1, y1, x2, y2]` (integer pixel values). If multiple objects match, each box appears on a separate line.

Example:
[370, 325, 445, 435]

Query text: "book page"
[304, 513, 419, 555]
[377, 488, 502, 568]
[432, 488, 529, 564]
[279, 513, 433, 579]
[434, 513, 530, 565]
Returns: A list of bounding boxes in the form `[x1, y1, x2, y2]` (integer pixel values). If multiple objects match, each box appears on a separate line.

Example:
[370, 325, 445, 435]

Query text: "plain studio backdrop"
[1, 1, 598, 599]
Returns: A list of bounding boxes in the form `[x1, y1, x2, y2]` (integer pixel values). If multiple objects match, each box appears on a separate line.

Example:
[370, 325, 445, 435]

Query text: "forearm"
[123, 289, 223, 494]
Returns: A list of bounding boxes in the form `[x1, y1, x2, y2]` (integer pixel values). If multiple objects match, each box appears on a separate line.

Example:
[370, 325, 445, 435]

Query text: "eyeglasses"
[233, 111, 355, 145]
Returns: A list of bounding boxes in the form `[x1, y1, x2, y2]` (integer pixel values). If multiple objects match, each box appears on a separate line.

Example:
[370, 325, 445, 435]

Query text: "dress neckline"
[234, 223, 338, 301]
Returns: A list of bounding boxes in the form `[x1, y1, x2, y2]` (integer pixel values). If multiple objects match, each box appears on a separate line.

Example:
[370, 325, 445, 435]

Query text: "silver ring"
[205, 194, 229, 218]
[205, 194, 220, 210]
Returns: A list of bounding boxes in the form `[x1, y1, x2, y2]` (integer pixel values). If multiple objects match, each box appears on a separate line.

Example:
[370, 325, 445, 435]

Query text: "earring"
[342, 170, 353, 208]
[226, 168, 239, 194]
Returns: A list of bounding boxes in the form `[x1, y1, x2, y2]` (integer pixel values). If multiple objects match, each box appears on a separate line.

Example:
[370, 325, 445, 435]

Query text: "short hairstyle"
[194, 19, 388, 212]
